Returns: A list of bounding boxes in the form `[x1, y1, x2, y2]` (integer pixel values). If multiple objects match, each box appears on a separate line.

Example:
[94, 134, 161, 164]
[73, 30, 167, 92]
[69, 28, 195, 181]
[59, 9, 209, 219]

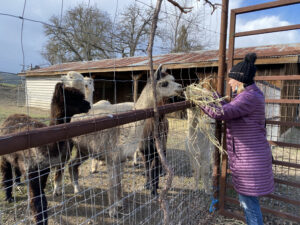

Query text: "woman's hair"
[236, 82, 245, 94]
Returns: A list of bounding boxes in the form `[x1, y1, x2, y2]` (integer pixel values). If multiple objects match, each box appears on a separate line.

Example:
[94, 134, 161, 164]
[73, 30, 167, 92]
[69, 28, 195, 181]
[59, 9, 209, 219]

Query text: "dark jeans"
[238, 194, 263, 225]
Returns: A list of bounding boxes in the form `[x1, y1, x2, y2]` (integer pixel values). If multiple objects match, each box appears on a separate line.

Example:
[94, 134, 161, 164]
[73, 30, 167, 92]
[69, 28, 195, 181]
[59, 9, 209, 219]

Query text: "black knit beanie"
[228, 52, 257, 86]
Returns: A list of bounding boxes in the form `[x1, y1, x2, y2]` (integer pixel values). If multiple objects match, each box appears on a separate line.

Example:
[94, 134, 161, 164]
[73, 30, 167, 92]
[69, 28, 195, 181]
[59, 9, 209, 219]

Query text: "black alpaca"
[0, 83, 90, 225]
[138, 115, 169, 196]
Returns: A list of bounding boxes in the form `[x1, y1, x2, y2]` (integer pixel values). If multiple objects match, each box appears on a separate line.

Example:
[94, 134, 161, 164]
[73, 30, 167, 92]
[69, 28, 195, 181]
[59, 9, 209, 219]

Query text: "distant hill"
[0, 72, 24, 85]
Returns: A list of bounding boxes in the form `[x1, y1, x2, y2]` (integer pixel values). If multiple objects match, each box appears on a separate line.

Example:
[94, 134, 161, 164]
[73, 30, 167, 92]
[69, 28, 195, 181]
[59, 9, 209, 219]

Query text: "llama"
[0, 83, 90, 225]
[67, 68, 182, 217]
[138, 114, 168, 196]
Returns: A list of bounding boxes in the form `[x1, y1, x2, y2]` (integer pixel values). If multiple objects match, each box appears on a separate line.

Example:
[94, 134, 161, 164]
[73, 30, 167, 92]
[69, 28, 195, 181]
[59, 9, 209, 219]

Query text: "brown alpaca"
[0, 83, 90, 225]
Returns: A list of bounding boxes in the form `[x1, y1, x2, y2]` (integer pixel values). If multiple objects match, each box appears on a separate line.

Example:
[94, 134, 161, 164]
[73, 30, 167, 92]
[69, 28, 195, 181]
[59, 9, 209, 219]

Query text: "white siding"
[25, 76, 61, 109]
[257, 82, 281, 141]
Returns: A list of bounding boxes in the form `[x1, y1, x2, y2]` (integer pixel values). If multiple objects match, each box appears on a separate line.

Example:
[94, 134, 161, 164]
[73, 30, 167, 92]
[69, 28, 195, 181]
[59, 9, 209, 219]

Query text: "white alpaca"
[90, 100, 135, 173]
[83, 77, 94, 104]
[61, 71, 85, 94]
[68, 68, 182, 217]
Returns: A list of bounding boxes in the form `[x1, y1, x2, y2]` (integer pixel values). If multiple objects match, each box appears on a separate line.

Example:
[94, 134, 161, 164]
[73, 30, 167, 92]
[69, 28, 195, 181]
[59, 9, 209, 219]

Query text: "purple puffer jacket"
[202, 84, 274, 196]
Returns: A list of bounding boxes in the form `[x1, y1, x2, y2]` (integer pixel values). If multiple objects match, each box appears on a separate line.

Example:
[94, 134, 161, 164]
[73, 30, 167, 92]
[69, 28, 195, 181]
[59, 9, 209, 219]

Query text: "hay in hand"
[185, 77, 227, 154]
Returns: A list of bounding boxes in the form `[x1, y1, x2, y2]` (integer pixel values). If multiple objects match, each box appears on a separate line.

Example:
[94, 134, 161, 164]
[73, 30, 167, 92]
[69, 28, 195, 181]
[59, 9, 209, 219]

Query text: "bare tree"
[147, 1, 221, 224]
[158, 0, 207, 53]
[113, 4, 153, 57]
[42, 4, 113, 65]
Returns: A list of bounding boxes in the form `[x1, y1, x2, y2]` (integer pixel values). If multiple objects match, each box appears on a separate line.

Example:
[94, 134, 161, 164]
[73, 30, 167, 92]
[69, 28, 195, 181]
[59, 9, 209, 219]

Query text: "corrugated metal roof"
[22, 43, 300, 76]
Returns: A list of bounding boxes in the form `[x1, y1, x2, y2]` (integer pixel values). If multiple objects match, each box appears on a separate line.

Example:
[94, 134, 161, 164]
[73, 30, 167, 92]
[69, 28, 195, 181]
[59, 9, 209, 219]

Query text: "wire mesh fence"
[1, 0, 300, 224]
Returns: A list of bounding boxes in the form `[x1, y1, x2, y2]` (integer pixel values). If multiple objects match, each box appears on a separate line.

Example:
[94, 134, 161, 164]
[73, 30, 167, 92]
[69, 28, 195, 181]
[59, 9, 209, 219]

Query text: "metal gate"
[219, 0, 300, 223]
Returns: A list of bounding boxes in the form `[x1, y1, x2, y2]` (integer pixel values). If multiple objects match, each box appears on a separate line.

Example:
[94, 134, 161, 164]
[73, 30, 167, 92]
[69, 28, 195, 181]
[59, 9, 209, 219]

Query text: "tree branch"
[167, 0, 193, 13]
[148, 1, 174, 224]
[200, 0, 222, 14]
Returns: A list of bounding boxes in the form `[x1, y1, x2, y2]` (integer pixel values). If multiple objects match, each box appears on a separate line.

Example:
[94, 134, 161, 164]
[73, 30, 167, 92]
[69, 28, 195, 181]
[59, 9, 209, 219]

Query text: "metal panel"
[221, 1, 300, 223]
[26, 76, 61, 109]
[20, 44, 300, 77]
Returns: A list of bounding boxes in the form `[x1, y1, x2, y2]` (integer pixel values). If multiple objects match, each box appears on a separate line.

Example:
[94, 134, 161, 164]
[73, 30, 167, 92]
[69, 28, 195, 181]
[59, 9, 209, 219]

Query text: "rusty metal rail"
[221, 0, 300, 223]
[225, 196, 300, 222]
[235, 24, 300, 37]
[226, 183, 300, 206]
[255, 75, 300, 81]
[0, 101, 191, 156]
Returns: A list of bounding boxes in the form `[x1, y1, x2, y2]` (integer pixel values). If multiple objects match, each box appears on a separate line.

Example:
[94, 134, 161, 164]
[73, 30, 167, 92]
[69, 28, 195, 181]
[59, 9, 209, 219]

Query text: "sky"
[0, 0, 299, 74]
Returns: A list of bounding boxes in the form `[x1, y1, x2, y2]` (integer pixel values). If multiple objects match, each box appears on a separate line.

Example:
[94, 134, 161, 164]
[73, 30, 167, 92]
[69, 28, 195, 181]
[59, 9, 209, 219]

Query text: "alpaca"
[60, 71, 134, 173]
[68, 68, 182, 217]
[61, 73, 102, 174]
[61, 71, 85, 94]
[0, 83, 90, 225]
[185, 106, 214, 194]
[138, 114, 168, 196]
[83, 77, 94, 104]
[90, 101, 135, 173]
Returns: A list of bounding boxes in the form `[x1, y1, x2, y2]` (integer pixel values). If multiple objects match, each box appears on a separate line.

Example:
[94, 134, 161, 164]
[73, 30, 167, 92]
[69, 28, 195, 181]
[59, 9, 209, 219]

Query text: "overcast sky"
[0, 0, 299, 74]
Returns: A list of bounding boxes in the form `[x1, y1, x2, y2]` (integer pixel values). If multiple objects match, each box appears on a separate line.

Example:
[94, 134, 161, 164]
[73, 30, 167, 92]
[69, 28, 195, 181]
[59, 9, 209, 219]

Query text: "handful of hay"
[184, 77, 227, 154]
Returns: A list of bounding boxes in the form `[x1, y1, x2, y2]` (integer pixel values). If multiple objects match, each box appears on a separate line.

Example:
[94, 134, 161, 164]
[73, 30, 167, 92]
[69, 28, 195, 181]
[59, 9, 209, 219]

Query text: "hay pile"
[184, 77, 227, 154]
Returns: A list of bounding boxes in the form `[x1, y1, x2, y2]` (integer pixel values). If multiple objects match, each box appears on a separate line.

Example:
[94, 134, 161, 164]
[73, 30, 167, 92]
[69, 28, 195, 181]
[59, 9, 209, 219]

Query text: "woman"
[201, 53, 274, 225]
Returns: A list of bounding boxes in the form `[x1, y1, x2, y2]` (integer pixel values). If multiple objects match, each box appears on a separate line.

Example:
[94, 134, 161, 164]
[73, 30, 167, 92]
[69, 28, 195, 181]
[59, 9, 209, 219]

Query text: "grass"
[0, 105, 49, 124]
[0, 83, 17, 88]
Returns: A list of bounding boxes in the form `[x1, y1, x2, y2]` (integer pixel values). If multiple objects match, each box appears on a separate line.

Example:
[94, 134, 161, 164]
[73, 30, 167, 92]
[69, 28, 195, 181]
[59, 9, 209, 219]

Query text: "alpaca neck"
[122, 85, 164, 159]
[49, 112, 71, 126]
[85, 89, 93, 105]
[135, 85, 162, 110]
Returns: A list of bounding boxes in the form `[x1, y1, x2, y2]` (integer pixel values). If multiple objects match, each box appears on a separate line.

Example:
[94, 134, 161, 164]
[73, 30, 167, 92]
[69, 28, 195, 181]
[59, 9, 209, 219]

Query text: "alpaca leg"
[133, 150, 139, 166]
[54, 141, 72, 196]
[14, 166, 22, 185]
[1, 158, 14, 203]
[106, 159, 121, 217]
[150, 156, 159, 196]
[90, 159, 98, 174]
[53, 165, 64, 196]
[68, 159, 82, 194]
[28, 168, 49, 225]
[115, 160, 123, 208]
[68, 149, 87, 194]
[158, 145, 167, 177]
[141, 151, 151, 190]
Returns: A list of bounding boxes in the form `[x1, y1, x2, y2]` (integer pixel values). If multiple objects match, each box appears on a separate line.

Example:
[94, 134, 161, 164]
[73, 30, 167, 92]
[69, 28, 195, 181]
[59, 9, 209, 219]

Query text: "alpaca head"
[61, 71, 85, 93]
[84, 77, 94, 93]
[51, 82, 91, 124]
[154, 67, 182, 102]
[136, 67, 182, 108]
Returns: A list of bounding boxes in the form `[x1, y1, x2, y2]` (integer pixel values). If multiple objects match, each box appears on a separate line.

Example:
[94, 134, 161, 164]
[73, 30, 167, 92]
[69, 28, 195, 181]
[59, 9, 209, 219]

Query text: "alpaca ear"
[154, 64, 163, 80]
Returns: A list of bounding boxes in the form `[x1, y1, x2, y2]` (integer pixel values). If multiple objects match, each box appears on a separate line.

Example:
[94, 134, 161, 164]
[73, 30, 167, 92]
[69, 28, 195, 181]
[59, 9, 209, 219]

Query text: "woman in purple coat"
[201, 53, 274, 225]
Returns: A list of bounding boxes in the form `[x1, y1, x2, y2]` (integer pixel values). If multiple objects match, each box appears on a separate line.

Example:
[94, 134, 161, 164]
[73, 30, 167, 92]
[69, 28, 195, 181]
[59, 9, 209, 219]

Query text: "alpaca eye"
[160, 81, 168, 87]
